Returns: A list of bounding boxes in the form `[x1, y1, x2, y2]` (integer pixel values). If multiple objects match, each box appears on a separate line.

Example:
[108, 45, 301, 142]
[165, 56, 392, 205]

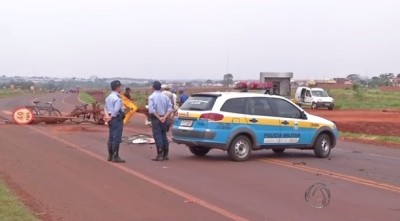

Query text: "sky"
[0, 0, 399, 80]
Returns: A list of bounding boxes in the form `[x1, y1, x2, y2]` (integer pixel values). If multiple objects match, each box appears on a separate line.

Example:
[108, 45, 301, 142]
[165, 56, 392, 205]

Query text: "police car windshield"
[311, 90, 328, 97]
[180, 96, 216, 111]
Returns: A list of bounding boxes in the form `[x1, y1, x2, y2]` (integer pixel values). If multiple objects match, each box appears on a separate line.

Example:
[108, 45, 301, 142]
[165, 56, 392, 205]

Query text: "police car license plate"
[180, 120, 193, 127]
[325, 103, 330, 106]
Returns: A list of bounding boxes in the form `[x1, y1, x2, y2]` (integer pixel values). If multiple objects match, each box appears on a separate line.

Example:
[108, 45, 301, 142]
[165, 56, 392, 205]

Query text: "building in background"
[259, 72, 293, 97]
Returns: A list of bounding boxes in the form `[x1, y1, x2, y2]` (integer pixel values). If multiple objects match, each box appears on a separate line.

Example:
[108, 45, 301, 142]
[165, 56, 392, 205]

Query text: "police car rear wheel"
[189, 146, 210, 156]
[272, 148, 285, 154]
[228, 136, 252, 161]
[314, 134, 331, 158]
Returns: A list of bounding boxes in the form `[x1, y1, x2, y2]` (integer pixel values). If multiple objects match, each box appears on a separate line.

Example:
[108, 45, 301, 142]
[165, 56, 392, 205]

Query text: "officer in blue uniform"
[105, 80, 126, 163]
[148, 81, 173, 161]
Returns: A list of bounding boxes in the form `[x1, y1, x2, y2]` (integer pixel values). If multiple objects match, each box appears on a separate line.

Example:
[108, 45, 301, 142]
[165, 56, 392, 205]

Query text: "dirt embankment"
[308, 109, 400, 136]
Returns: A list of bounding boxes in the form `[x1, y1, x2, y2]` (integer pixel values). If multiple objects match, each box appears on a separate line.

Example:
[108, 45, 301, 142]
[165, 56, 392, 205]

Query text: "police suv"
[172, 92, 338, 161]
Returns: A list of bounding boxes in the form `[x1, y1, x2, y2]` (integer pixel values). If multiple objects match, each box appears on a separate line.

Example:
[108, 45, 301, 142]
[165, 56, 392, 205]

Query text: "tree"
[47, 80, 55, 89]
[379, 73, 394, 86]
[223, 73, 233, 87]
[205, 79, 213, 84]
[346, 74, 361, 83]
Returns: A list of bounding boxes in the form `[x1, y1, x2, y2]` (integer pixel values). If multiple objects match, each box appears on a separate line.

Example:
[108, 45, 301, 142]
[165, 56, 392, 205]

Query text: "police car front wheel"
[314, 134, 331, 158]
[228, 135, 252, 162]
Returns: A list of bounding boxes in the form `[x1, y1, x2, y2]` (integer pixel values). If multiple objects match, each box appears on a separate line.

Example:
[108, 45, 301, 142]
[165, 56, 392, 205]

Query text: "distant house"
[333, 78, 346, 84]
[89, 76, 99, 82]
[305, 79, 352, 89]
[315, 80, 336, 85]
[334, 78, 353, 85]
[392, 77, 400, 87]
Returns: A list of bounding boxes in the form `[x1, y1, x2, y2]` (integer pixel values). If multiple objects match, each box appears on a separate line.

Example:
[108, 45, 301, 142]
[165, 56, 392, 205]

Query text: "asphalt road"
[0, 93, 399, 221]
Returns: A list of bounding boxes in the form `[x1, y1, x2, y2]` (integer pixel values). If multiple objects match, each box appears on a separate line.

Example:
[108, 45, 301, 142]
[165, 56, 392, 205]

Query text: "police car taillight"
[200, 113, 224, 121]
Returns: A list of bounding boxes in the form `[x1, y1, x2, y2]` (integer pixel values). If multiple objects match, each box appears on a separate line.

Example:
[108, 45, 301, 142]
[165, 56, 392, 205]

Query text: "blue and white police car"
[172, 92, 338, 161]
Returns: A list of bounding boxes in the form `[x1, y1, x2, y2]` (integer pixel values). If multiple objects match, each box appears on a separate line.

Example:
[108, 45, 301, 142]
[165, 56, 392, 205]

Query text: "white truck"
[294, 87, 334, 110]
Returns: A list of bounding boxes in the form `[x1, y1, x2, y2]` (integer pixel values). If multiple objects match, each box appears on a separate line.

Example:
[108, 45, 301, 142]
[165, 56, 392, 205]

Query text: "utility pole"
[226, 50, 230, 74]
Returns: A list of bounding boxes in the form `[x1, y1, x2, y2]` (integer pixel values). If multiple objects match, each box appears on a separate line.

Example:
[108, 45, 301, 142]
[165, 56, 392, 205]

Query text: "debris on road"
[55, 125, 104, 132]
[122, 134, 155, 144]
[0, 115, 15, 125]
[13, 108, 35, 125]
[66, 102, 105, 125]
[382, 109, 400, 113]
[293, 162, 307, 166]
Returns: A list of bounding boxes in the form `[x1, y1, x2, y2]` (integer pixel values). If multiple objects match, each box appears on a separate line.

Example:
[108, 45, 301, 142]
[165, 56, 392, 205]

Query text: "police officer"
[148, 81, 173, 161]
[105, 80, 126, 163]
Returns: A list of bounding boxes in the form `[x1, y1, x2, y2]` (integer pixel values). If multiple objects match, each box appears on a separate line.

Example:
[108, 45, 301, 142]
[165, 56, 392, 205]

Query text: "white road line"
[2, 110, 12, 115]
[29, 94, 57, 105]
[336, 147, 400, 160]
[28, 126, 249, 221]
[363, 152, 400, 160]
[61, 94, 77, 106]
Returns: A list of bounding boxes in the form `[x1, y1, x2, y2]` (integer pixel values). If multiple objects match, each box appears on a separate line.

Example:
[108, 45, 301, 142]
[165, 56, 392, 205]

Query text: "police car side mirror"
[301, 111, 307, 120]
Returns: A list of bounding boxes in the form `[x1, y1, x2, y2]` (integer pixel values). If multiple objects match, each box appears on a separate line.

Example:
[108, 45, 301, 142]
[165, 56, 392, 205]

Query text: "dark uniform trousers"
[151, 117, 169, 157]
[107, 115, 124, 157]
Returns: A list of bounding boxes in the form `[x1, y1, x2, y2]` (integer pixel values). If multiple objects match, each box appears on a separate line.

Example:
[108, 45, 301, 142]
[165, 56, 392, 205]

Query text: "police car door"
[244, 97, 281, 146]
[269, 98, 312, 145]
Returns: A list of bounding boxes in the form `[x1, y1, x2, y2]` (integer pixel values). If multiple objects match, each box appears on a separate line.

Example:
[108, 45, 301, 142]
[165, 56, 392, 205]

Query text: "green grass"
[328, 88, 400, 109]
[79, 91, 97, 104]
[340, 132, 400, 144]
[134, 87, 400, 110]
[0, 180, 37, 221]
[99, 90, 148, 108]
[0, 90, 24, 99]
[131, 91, 149, 108]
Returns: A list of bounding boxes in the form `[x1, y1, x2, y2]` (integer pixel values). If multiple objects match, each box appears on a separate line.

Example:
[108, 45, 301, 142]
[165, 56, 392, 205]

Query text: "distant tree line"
[346, 73, 399, 87]
[0, 80, 35, 90]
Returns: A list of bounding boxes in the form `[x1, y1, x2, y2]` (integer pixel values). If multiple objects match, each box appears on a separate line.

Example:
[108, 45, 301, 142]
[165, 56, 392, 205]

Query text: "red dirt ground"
[308, 109, 400, 136]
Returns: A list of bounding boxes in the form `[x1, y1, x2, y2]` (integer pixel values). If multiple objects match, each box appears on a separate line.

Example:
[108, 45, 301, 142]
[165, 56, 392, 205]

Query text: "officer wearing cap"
[104, 80, 126, 163]
[148, 81, 173, 161]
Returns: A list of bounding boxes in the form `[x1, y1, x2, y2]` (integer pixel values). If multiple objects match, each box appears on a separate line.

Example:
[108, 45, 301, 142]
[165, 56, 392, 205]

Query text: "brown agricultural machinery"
[66, 102, 105, 125]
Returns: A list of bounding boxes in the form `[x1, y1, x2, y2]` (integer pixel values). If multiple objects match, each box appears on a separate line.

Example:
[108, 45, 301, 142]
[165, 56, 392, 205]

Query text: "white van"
[294, 87, 334, 110]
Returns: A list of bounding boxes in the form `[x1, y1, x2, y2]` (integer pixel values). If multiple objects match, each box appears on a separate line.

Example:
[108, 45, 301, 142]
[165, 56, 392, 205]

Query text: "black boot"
[152, 148, 163, 161]
[163, 147, 169, 161]
[111, 144, 126, 163]
[107, 144, 113, 161]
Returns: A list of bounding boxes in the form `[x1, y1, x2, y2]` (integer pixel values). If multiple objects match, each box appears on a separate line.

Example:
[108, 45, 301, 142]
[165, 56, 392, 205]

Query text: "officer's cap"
[111, 80, 122, 90]
[153, 81, 162, 90]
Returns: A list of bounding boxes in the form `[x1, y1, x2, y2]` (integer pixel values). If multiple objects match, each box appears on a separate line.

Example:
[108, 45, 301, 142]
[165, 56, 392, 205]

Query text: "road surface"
[0, 93, 399, 221]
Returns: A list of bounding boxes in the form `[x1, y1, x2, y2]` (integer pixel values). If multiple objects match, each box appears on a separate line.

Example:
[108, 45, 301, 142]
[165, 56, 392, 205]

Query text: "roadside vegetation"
[131, 90, 149, 108]
[0, 180, 37, 221]
[328, 87, 400, 110]
[79, 91, 97, 104]
[84, 86, 400, 111]
[340, 132, 400, 145]
[0, 90, 25, 99]
[130, 86, 400, 110]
